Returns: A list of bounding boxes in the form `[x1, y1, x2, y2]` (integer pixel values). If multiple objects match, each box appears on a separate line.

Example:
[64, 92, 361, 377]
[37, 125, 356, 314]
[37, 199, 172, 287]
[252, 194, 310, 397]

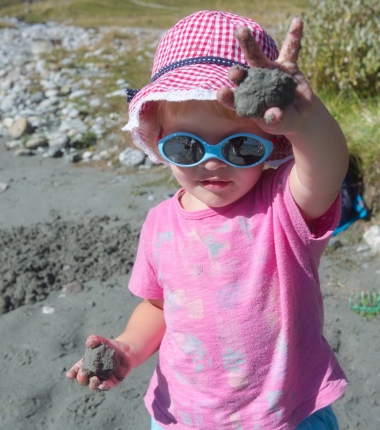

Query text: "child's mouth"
[199, 179, 231, 190]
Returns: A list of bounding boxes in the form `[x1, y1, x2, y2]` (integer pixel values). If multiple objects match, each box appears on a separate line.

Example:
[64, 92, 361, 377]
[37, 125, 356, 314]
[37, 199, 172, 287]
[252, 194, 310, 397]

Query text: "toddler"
[67, 10, 348, 430]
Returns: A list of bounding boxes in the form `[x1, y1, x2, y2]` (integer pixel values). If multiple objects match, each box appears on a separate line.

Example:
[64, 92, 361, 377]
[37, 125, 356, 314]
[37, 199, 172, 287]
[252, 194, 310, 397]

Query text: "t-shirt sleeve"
[266, 160, 341, 250]
[128, 211, 163, 299]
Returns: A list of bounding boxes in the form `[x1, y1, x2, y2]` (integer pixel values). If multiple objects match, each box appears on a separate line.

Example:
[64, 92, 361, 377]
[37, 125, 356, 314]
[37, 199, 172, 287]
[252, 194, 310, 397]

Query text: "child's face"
[161, 102, 272, 211]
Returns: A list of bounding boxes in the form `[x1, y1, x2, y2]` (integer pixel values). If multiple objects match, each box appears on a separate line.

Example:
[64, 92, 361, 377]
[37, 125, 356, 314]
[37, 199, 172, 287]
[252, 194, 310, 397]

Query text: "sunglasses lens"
[222, 136, 266, 166]
[163, 136, 205, 165]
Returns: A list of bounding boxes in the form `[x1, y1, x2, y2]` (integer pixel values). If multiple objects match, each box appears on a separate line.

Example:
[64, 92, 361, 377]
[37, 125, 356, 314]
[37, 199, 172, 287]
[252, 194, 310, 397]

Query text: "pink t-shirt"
[129, 161, 347, 430]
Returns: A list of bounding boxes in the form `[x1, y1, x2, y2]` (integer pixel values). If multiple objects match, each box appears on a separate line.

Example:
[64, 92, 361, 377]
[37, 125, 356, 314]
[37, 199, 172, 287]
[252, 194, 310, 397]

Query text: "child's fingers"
[97, 371, 125, 391]
[228, 65, 248, 86]
[85, 334, 106, 348]
[216, 87, 236, 111]
[234, 26, 271, 69]
[66, 359, 83, 380]
[88, 376, 101, 392]
[277, 16, 303, 68]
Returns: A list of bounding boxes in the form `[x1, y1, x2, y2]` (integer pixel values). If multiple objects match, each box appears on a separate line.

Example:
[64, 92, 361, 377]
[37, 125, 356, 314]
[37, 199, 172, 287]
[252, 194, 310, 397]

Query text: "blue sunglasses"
[158, 132, 273, 168]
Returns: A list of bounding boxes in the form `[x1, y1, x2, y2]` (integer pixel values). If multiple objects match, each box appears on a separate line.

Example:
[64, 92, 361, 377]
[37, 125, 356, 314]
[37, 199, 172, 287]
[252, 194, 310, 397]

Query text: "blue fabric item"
[295, 405, 339, 429]
[151, 405, 339, 429]
[333, 172, 368, 236]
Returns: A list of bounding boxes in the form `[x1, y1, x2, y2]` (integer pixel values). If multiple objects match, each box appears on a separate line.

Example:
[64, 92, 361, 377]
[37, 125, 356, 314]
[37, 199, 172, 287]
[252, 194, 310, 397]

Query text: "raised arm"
[66, 298, 165, 392]
[217, 17, 349, 221]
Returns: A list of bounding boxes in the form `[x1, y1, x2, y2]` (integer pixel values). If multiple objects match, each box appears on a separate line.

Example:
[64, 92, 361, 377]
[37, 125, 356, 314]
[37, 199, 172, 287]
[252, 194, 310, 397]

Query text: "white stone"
[363, 225, 380, 253]
[99, 150, 111, 160]
[48, 133, 69, 148]
[59, 118, 88, 134]
[118, 147, 145, 167]
[82, 151, 93, 160]
[3, 117, 14, 128]
[25, 136, 48, 149]
[0, 182, 9, 195]
[42, 305, 55, 314]
[105, 89, 126, 98]
[69, 89, 88, 100]
[38, 97, 59, 109]
[45, 89, 60, 98]
[5, 140, 22, 149]
[31, 39, 54, 56]
[89, 98, 101, 108]
[8, 117, 30, 138]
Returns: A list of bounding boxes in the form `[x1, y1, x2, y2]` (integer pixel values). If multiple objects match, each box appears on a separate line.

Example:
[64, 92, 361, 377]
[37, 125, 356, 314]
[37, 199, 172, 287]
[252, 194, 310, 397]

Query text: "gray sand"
[235, 67, 297, 118]
[0, 138, 379, 429]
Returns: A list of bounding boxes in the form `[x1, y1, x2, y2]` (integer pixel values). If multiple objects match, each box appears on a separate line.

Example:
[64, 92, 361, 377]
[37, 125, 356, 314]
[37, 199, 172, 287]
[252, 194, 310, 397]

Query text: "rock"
[25, 135, 48, 149]
[118, 147, 145, 167]
[43, 147, 64, 158]
[99, 150, 111, 160]
[59, 118, 88, 134]
[8, 118, 31, 139]
[30, 91, 45, 104]
[235, 67, 298, 118]
[38, 97, 59, 110]
[47, 133, 69, 148]
[14, 148, 35, 156]
[89, 98, 101, 108]
[45, 89, 60, 98]
[5, 140, 22, 149]
[82, 150, 93, 160]
[31, 39, 55, 55]
[363, 225, 380, 253]
[0, 182, 9, 195]
[69, 90, 88, 100]
[42, 305, 55, 314]
[65, 151, 81, 163]
[2, 117, 14, 128]
[0, 97, 16, 113]
[90, 123, 105, 138]
[61, 281, 84, 294]
[81, 343, 116, 380]
[106, 89, 126, 98]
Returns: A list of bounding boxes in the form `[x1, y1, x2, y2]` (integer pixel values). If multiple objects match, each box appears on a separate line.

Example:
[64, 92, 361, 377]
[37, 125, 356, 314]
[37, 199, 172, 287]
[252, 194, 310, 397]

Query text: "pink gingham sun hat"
[123, 10, 293, 166]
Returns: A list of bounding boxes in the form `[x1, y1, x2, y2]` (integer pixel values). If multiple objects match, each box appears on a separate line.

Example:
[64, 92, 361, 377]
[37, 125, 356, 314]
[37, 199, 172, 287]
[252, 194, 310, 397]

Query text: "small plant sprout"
[349, 290, 380, 315]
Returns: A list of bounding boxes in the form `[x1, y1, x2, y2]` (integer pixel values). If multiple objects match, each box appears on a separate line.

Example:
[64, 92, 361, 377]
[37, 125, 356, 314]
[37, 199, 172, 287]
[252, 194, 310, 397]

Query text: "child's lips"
[199, 178, 232, 190]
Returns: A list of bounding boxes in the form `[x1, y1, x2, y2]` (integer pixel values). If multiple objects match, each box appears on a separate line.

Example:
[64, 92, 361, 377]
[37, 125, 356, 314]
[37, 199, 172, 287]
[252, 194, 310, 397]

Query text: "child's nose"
[200, 157, 228, 170]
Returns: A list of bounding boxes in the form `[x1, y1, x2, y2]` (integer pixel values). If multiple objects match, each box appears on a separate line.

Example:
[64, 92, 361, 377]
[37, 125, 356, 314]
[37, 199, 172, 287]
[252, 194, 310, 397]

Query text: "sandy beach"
[0, 137, 379, 429]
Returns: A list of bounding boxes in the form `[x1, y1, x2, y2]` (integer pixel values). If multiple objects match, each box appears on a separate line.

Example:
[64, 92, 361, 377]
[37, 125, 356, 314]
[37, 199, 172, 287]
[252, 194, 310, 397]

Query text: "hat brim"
[123, 63, 293, 166]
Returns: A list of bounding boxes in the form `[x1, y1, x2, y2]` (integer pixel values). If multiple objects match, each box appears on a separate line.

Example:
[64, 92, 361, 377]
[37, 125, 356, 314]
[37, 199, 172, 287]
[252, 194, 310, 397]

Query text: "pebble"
[42, 305, 55, 314]
[0, 19, 164, 166]
[363, 225, 380, 254]
[8, 117, 30, 138]
[119, 147, 146, 167]
[0, 182, 9, 194]
[61, 281, 84, 294]
[14, 148, 35, 156]
[25, 135, 48, 149]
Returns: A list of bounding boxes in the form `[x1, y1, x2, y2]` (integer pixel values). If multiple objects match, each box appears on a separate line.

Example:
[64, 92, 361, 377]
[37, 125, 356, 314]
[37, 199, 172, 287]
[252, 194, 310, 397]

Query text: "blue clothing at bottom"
[151, 405, 339, 430]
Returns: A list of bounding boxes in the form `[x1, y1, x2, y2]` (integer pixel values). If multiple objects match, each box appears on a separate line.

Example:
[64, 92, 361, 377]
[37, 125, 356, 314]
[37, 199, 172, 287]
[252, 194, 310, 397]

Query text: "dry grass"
[0, 0, 308, 34]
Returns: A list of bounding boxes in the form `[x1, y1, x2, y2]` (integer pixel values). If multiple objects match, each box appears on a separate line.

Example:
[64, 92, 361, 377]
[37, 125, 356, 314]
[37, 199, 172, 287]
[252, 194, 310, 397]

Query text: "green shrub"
[300, 0, 380, 97]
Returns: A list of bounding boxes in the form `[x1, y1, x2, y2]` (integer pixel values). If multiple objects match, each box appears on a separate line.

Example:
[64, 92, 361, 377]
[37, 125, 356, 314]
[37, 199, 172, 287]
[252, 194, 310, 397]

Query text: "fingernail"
[265, 113, 275, 124]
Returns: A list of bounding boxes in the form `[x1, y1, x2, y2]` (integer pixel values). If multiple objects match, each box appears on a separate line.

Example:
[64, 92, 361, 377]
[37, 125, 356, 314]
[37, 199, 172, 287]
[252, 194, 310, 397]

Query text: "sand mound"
[0, 214, 139, 314]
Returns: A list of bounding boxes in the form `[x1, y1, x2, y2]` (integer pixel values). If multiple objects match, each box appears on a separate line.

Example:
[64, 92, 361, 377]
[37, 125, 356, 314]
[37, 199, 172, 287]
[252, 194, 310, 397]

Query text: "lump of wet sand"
[234, 67, 297, 118]
[81, 343, 116, 380]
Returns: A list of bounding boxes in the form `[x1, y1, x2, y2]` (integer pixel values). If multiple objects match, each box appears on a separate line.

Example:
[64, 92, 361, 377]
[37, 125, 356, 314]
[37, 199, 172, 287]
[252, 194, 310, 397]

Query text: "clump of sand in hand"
[234, 68, 297, 118]
[81, 343, 116, 380]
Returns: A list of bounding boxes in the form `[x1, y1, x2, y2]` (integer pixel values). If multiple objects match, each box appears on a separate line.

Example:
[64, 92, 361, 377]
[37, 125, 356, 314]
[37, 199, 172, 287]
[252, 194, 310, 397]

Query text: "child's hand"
[217, 16, 315, 137]
[66, 334, 135, 392]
